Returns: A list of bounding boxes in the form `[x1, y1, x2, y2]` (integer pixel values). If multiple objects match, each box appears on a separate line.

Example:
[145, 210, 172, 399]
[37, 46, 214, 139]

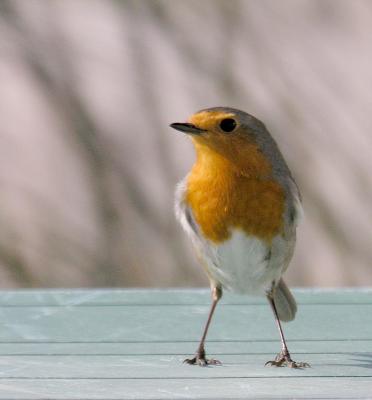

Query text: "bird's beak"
[170, 122, 206, 135]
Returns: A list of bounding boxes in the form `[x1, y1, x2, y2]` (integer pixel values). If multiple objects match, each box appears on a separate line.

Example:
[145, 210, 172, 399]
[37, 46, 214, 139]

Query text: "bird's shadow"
[324, 352, 372, 370]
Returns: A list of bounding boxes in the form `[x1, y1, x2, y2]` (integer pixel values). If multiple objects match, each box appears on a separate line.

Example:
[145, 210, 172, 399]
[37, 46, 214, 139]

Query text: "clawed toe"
[207, 358, 222, 365]
[265, 360, 284, 367]
[290, 361, 311, 368]
[183, 356, 221, 366]
[265, 351, 310, 369]
[183, 356, 206, 366]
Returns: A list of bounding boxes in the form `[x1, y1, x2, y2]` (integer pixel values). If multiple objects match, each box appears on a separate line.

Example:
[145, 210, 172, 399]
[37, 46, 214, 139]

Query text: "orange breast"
[185, 143, 285, 243]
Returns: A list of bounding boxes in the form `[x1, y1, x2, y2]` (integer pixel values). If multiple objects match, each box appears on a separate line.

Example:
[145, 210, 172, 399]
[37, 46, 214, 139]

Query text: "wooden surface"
[0, 288, 371, 399]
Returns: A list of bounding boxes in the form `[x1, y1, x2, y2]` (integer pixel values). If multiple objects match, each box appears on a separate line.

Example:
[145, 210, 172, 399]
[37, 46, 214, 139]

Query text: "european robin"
[170, 107, 309, 368]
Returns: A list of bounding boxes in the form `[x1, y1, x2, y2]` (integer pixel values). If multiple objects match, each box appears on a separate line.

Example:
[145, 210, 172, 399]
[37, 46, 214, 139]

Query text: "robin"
[170, 107, 309, 368]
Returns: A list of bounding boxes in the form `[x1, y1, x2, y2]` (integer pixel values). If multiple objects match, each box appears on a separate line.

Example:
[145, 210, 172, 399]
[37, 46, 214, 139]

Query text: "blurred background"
[0, 0, 371, 289]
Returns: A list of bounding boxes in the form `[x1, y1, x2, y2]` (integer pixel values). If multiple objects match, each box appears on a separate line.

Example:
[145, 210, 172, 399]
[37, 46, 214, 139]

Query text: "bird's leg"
[184, 285, 222, 366]
[265, 291, 310, 368]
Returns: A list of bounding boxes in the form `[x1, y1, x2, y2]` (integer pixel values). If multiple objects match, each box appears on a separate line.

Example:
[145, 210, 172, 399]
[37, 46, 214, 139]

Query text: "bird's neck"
[191, 141, 272, 179]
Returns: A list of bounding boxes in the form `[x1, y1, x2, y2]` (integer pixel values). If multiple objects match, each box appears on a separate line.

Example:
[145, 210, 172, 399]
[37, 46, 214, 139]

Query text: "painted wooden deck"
[0, 288, 371, 399]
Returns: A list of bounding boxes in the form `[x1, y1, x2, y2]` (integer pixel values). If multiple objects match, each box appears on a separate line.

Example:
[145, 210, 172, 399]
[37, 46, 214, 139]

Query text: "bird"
[170, 107, 309, 369]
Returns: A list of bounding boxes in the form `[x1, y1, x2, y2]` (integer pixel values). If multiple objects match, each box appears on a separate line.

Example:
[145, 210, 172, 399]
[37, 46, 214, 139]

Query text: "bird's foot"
[183, 349, 221, 367]
[184, 356, 221, 366]
[265, 350, 310, 369]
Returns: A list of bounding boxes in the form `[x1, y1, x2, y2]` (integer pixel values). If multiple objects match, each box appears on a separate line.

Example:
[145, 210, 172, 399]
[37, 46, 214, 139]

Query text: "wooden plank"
[0, 304, 370, 342]
[0, 378, 371, 399]
[0, 353, 370, 378]
[0, 288, 371, 306]
[0, 340, 370, 356]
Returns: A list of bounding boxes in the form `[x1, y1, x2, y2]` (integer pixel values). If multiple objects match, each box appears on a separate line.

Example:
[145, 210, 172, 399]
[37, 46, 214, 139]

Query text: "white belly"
[205, 230, 294, 295]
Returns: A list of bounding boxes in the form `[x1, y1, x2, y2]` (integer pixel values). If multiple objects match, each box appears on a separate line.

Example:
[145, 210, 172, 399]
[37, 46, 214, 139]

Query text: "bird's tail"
[273, 279, 297, 322]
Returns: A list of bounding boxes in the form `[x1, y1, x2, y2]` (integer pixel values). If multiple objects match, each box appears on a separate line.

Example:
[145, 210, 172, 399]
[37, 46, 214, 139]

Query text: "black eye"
[219, 118, 237, 133]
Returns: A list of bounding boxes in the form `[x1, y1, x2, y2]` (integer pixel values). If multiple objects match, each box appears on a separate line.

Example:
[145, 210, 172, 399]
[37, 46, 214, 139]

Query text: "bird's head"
[170, 107, 272, 175]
